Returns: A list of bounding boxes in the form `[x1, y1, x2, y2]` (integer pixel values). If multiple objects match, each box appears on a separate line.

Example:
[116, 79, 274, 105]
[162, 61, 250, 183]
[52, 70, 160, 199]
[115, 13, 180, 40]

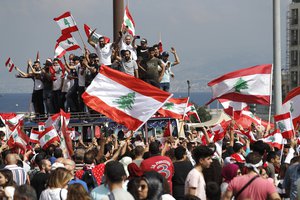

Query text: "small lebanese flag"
[39, 126, 60, 150]
[82, 65, 172, 131]
[30, 129, 40, 143]
[54, 33, 80, 58]
[5, 58, 15, 72]
[158, 97, 189, 119]
[219, 99, 249, 117]
[261, 129, 284, 149]
[53, 11, 79, 34]
[211, 120, 228, 142]
[38, 122, 45, 132]
[274, 112, 295, 139]
[207, 64, 272, 105]
[7, 125, 29, 151]
[282, 86, 300, 127]
[45, 112, 61, 130]
[84, 24, 110, 44]
[185, 103, 201, 122]
[122, 5, 136, 36]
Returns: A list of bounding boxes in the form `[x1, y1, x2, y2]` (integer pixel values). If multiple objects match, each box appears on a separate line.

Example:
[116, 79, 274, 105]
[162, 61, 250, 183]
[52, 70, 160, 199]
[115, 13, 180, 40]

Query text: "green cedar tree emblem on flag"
[44, 134, 51, 142]
[278, 122, 287, 132]
[290, 102, 294, 113]
[234, 78, 249, 93]
[267, 136, 275, 142]
[113, 92, 136, 111]
[67, 39, 74, 45]
[125, 19, 132, 29]
[64, 18, 70, 27]
[164, 102, 174, 110]
[191, 106, 196, 112]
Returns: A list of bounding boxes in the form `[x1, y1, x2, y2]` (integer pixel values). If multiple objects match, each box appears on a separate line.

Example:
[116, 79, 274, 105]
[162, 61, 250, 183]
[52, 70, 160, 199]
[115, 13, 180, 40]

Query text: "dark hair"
[35, 152, 46, 166]
[142, 171, 164, 200]
[99, 36, 105, 41]
[205, 182, 221, 200]
[245, 152, 262, 166]
[192, 145, 214, 165]
[152, 44, 159, 49]
[174, 146, 186, 160]
[184, 194, 201, 200]
[53, 58, 59, 62]
[14, 184, 37, 200]
[104, 161, 126, 183]
[127, 177, 141, 200]
[252, 141, 270, 156]
[134, 146, 144, 157]
[67, 183, 91, 200]
[266, 151, 278, 162]
[149, 141, 160, 155]
[0, 131, 5, 138]
[148, 47, 155, 52]
[84, 150, 96, 164]
[54, 148, 63, 158]
[0, 169, 14, 187]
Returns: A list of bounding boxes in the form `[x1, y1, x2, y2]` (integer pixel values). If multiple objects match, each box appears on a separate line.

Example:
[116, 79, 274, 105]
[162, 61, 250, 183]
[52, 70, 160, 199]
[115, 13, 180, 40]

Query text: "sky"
[0, 0, 289, 93]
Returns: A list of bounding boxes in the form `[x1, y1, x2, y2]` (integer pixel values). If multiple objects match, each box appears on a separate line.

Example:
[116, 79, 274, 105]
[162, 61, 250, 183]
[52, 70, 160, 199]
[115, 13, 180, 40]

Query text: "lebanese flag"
[158, 40, 163, 53]
[82, 65, 172, 131]
[211, 120, 228, 142]
[122, 5, 136, 36]
[59, 109, 73, 158]
[84, 24, 110, 44]
[282, 86, 300, 127]
[5, 58, 15, 72]
[38, 122, 45, 132]
[274, 112, 295, 139]
[45, 112, 61, 130]
[54, 33, 80, 58]
[261, 129, 284, 149]
[39, 126, 60, 150]
[158, 97, 189, 119]
[234, 110, 272, 129]
[219, 99, 249, 117]
[185, 103, 201, 122]
[30, 129, 40, 143]
[7, 125, 29, 152]
[206, 64, 272, 105]
[53, 11, 79, 34]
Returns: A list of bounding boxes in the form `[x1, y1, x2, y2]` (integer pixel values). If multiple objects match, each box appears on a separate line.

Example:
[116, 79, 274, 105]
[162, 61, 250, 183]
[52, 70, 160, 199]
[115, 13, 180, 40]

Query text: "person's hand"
[28, 59, 32, 66]
[170, 47, 176, 54]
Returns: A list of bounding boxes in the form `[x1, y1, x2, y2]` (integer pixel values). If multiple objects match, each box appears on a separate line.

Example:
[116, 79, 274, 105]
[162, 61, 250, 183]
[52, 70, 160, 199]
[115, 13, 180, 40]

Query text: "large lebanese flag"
[282, 86, 300, 127]
[219, 99, 249, 117]
[54, 33, 80, 58]
[261, 129, 284, 149]
[84, 24, 110, 44]
[82, 65, 172, 131]
[158, 97, 189, 119]
[54, 11, 78, 34]
[207, 64, 272, 105]
[39, 126, 60, 150]
[122, 5, 136, 36]
[274, 112, 295, 139]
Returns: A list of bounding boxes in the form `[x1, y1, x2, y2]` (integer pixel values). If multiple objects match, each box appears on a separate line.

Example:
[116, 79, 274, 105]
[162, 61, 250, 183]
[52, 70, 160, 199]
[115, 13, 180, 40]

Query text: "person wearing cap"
[88, 30, 114, 66]
[160, 47, 180, 92]
[223, 152, 280, 200]
[134, 38, 149, 61]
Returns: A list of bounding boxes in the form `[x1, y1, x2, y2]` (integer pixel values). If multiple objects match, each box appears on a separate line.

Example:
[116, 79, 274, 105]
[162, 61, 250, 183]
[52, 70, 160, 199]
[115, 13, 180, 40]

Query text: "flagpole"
[268, 65, 274, 128]
[145, 122, 148, 144]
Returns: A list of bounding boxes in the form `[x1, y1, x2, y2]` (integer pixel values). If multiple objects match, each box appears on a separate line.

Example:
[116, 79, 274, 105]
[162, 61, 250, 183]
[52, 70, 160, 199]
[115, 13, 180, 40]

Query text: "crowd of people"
[14, 29, 180, 116]
[0, 120, 299, 200]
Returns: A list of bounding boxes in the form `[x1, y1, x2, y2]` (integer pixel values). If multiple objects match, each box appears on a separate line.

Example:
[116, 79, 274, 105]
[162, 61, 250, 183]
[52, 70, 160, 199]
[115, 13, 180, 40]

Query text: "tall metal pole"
[187, 80, 191, 97]
[113, 0, 124, 42]
[273, 0, 282, 115]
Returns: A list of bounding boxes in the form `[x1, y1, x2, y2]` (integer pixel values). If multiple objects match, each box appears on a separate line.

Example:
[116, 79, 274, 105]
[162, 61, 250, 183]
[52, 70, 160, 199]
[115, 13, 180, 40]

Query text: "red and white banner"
[122, 5, 136, 36]
[54, 33, 80, 58]
[39, 126, 60, 150]
[82, 65, 172, 131]
[59, 109, 73, 158]
[211, 120, 228, 142]
[274, 112, 294, 139]
[5, 58, 15, 72]
[207, 64, 272, 105]
[54, 11, 78, 34]
[282, 86, 300, 128]
[84, 24, 110, 44]
[30, 129, 40, 143]
[7, 124, 29, 152]
[261, 129, 284, 149]
[158, 97, 189, 119]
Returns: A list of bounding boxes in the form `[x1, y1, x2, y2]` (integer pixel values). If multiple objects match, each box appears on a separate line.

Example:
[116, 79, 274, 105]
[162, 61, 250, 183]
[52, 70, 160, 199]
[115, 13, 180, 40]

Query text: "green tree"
[234, 78, 248, 93]
[113, 92, 136, 111]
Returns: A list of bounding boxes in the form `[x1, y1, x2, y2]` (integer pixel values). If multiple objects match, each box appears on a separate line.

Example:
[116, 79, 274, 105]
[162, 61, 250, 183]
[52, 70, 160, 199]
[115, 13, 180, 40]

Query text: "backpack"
[81, 169, 98, 191]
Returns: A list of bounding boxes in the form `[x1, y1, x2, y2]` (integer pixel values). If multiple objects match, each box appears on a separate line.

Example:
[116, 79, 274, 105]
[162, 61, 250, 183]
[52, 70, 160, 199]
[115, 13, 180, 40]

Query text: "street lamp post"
[187, 80, 191, 97]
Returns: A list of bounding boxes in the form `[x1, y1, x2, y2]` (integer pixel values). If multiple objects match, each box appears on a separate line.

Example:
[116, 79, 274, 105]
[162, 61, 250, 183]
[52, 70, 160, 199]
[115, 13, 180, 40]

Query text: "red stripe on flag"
[53, 11, 72, 21]
[9, 63, 14, 72]
[283, 86, 300, 104]
[62, 26, 78, 35]
[125, 6, 135, 27]
[5, 58, 10, 66]
[99, 65, 171, 103]
[42, 137, 60, 150]
[208, 64, 272, 86]
[84, 24, 91, 38]
[82, 92, 143, 131]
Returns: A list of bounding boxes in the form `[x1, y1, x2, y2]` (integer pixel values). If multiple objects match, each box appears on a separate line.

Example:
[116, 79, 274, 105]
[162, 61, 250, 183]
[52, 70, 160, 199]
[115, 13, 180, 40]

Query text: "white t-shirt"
[61, 71, 74, 93]
[185, 168, 206, 200]
[95, 43, 113, 65]
[52, 65, 63, 91]
[120, 41, 137, 61]
[34, 78, 44, 91]
[76, 63, 86, 87]
[160, 60, 173, 83]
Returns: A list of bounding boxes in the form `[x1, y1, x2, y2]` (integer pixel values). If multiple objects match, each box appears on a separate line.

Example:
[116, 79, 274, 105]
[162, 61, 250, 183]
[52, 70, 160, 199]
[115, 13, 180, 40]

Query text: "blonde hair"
[67, 183, 91, 200]
[48, 168, 73, 188]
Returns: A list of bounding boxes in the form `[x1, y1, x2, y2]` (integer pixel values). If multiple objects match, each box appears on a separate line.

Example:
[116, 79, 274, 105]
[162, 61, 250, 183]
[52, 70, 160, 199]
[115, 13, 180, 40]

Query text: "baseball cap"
[162, 51, 169, 57]
[141, 38, 147, 43]
[44, 58, 52, 66]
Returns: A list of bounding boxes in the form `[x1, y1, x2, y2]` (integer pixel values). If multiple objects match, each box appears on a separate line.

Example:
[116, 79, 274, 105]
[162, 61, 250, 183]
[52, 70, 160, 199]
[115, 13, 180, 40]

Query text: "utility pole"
[187, 80, 191, 97]
[113, 0, 124, 42]
[273, 0, 282, 114]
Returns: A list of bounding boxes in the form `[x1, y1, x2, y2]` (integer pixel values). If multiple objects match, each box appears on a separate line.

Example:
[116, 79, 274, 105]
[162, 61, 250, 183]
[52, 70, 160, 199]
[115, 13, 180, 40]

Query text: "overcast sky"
[0, 0, 289, 93]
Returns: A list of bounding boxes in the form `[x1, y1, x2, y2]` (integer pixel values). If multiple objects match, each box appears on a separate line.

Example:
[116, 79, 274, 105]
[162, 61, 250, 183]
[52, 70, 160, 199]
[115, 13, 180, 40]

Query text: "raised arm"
[170, 47, 180, 66]
[87, 29, 97, 48]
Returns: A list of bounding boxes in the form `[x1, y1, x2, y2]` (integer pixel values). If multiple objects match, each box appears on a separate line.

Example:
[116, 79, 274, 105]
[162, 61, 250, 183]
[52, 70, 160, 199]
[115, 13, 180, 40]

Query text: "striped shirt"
[5, 164, 27, 185]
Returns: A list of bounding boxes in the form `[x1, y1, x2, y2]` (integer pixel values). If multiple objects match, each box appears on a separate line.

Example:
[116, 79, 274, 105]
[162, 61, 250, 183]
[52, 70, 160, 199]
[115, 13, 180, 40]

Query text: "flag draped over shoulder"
[282, 86, 300, 127]
[207, 64, 272, 105]
[54, 11, 78, 34]
[122, 5, 135, 36]
[158, 97, 189, 119]
[82, 65, 172, 131]
[55, 33, 80, 58]
[274, 112, 294, 139]
[84, 24, 110, 44]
